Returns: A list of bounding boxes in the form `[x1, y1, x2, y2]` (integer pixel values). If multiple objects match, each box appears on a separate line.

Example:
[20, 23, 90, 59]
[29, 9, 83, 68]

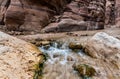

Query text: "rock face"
[0, 31, 42, 79]
[64, 0, 106, 30]
[115, 0, 120, 27]
[0, 0, 10, 25]
[85, 32, 120, 58]
[0, 0, 119, 33]
[42, 19, 88, 32]
[105, 0, 115, 26]
[0, 0, 69, 32]
[42, 0, 106, 32]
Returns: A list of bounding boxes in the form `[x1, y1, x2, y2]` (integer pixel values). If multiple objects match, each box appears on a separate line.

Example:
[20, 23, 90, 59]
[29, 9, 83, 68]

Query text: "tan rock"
[0, 31, 42, 79]
[85, 32, 120, 58]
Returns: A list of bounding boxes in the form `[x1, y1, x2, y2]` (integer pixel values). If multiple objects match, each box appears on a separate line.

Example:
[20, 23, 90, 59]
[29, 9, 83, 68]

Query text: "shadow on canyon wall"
[0, 0, 120, 33]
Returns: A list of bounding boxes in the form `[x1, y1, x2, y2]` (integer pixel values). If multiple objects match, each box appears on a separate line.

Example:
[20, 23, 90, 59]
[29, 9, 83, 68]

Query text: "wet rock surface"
[73, 64, 96, 78]
[38, 36, 120, 79]
[68, 42, 82, 50]
[0, 31, 42, 79]
[39, 42, 84, 79]
[0, 28, 120, 79]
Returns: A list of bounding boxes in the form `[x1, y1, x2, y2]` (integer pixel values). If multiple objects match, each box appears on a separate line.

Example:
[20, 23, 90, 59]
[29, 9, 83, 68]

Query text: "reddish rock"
[41, 19, 88, 32]
[0, 0, 10, 25]
[42, 0, 106, 33]
[1, 0, 69, 32]
[105, 0, 115, 26]
[62, 12, 84, 21]
[5, 0, 52, 31]
[1, 0, 120, 33]
[115, 0, 120, 27]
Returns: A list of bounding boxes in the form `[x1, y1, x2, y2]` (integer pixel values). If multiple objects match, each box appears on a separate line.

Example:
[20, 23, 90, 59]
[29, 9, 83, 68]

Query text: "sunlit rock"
[0, 31, 42, 79]
[85, 32, 120, 58]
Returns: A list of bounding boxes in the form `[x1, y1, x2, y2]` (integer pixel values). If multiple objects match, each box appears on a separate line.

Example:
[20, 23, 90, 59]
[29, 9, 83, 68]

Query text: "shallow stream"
[39, 42, 88, 79]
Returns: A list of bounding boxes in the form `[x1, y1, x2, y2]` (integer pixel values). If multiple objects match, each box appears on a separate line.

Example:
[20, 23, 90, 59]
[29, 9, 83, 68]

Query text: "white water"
[39, 42, 86, 79]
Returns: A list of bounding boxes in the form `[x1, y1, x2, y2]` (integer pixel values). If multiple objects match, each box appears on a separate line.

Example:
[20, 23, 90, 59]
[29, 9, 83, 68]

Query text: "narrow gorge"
[0, 0, 120, 79]
[0, 0, 120, 33]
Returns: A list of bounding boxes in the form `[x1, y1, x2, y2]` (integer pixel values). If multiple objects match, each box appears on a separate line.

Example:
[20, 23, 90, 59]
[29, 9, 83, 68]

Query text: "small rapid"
[38, 42, 86, 79]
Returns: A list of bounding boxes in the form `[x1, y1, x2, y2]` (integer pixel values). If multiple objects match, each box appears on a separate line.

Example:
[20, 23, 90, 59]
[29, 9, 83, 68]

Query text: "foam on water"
[38, 42, 88, 79]
[39, 42, 85, 65]
[39, 42, 71, 65]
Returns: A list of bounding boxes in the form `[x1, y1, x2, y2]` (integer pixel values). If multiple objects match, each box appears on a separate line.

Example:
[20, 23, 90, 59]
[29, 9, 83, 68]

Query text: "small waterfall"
[39, 42, 71, 65]
[38, 42, 86, 79]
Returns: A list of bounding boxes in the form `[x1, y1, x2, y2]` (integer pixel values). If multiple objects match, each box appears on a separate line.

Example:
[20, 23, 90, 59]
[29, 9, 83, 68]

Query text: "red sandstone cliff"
[0, 0, 119, 33]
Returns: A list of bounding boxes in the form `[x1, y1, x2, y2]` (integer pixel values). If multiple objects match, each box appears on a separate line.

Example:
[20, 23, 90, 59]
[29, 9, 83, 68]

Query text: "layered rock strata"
[0, 0, 119, 33]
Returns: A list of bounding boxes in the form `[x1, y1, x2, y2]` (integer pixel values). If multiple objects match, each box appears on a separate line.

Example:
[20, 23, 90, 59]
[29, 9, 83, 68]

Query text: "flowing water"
[39, 42, 86, 79]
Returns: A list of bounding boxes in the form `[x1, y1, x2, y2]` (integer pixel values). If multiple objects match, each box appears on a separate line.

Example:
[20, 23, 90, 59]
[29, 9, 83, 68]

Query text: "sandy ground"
[14, 28, 120, 45]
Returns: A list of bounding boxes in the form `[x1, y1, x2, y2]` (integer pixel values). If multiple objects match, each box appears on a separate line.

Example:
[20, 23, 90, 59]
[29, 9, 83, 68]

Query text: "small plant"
[33, 53, 48, 79]
[33, 62, 44, 79]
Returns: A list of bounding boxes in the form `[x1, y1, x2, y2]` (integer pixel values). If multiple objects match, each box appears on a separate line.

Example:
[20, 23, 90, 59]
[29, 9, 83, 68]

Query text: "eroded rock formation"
[0, 0, 69, 32]
[0, 0, 119, 33]
[42, 0, 107, 32]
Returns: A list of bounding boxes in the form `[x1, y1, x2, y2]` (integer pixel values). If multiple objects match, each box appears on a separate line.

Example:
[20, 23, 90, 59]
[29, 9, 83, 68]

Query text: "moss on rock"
[33, 53, 47, 79]
[69, 42, 82, 50]
[73, 64, 96, 78]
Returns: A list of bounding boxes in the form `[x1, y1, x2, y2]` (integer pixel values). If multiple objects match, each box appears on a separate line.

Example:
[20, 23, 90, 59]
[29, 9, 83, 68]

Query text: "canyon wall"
[0, 0, 70, 32]
[115, 0, 120, 27]
[0, 0, 119, 33]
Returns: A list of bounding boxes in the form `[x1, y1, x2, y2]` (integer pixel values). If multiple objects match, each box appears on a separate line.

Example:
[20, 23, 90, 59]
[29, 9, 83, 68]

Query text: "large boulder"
[83, 32, 120, 79]
[0, 31, 42, 79]
[85, 32, 120, 58]
[41, 19, 88, 32]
